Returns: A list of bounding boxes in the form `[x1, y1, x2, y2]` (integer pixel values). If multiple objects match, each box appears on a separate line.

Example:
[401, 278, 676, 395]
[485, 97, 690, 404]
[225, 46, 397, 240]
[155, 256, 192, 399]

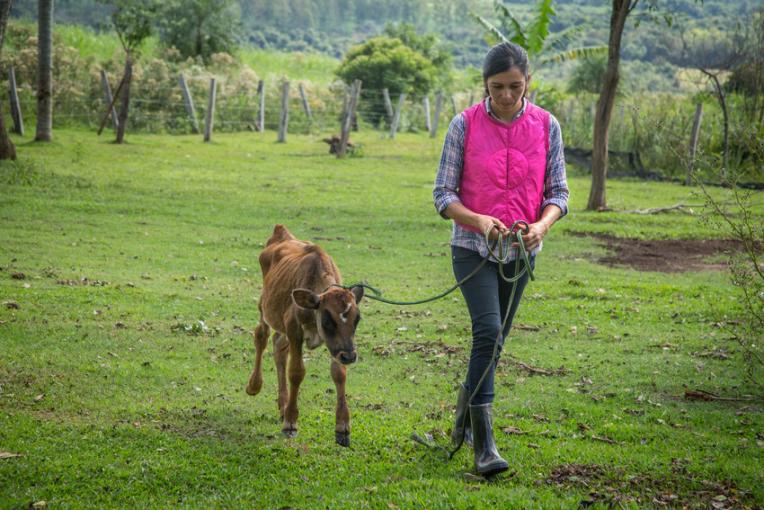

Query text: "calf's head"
[292, 286, 364, 364]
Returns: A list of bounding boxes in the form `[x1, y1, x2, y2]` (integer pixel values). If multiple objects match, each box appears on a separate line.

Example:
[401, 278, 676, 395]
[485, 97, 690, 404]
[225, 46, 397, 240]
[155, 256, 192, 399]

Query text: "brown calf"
[246, 224, 363, 447]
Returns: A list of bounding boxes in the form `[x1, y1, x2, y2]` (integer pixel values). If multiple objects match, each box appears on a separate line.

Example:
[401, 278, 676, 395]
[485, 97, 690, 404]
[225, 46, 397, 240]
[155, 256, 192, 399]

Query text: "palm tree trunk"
[35, 0, 53, 142]
[0, 0, 16, 159]
[116, 54, 132, 144]
[587, 0, 636, 211]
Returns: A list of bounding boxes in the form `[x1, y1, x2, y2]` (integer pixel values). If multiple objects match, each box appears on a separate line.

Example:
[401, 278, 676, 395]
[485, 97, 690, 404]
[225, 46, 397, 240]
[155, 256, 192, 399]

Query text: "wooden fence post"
[686, 102, 704, 186]
[450, 95, 457, 117]
[382, 88, 393, 124]
[422, 96, 431, 133]
[430, 91, 444, 138]
[257, 80, 265, 132]
[338, 79, 362, 158]
[8, 67, 23, 136]
[178, 74, 199, 134]
[467, 92, 474, 107]
[278, 80, 289, 143]
[100, 69, 119, 131]
[298, 83, 312, 122]
[204, 77, 216, 142]
[390, 93, 406, 139]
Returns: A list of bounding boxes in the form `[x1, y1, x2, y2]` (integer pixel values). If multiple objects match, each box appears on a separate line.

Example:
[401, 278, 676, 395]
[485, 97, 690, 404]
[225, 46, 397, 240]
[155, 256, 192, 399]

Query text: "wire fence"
[3, 67, 757, 183]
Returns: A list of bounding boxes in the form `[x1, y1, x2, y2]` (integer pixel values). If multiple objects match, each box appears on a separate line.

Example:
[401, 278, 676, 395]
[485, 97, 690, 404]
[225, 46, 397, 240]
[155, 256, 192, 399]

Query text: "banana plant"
[472, 0, 607, 68]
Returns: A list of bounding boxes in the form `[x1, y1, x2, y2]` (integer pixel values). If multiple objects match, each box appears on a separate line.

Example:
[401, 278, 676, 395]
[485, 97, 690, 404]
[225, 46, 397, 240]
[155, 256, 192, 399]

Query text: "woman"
[433, 42, 569, 476]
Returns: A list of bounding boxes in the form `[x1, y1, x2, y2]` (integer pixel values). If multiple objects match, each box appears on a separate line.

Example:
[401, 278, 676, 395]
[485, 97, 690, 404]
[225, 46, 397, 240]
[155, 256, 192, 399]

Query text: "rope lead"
[337, 221, 535, 463]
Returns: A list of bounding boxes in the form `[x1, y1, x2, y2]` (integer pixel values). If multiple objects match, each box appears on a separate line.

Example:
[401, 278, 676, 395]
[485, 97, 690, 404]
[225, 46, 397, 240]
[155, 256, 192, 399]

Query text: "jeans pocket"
[451, 246, 478, 264]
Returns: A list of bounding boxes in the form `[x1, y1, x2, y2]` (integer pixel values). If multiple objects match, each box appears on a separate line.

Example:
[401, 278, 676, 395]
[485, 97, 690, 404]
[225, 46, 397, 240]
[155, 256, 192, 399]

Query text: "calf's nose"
[339, 350, 357, 365]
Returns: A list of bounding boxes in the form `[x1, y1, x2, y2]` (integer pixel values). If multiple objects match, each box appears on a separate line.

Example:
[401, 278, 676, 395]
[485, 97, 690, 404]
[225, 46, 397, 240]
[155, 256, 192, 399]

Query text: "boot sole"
[477, 461, 509, 477]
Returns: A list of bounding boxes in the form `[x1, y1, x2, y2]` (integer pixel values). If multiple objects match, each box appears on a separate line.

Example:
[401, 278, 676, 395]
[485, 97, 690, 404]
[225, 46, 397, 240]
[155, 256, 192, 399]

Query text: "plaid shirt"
[433, 98, 569, 261]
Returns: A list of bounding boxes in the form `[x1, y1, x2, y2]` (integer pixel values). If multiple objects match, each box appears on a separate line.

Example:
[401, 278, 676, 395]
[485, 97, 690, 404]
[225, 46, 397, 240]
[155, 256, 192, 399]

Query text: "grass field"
[1, 128, 762, 509]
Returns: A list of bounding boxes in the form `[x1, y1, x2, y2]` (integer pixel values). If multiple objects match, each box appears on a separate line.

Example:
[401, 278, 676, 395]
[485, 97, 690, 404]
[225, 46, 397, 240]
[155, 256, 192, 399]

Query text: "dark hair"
[482, 42, 529, 82]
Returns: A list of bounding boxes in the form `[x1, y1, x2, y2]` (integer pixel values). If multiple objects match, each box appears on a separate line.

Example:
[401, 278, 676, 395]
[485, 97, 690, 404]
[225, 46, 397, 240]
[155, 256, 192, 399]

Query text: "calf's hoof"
[335, 431, 350, 447]
[282, 427, 298, 439]
[245, 374, 262, 396]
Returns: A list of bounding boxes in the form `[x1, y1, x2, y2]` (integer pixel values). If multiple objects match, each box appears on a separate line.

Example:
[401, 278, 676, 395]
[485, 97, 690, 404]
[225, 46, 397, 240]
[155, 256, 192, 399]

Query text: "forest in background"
[8, 0, 760, 83]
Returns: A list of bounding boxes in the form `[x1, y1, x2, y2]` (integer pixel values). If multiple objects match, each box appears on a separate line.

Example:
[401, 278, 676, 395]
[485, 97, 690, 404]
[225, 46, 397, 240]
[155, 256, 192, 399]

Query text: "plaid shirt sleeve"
[433, 114, 465, 218]
[541, 114, 570, 217]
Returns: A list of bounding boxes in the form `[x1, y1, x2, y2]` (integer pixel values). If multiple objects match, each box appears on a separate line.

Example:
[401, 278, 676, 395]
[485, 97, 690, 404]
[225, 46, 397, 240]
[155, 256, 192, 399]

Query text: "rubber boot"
[451, 383, 473, 447]
[470, 403, 509, 477]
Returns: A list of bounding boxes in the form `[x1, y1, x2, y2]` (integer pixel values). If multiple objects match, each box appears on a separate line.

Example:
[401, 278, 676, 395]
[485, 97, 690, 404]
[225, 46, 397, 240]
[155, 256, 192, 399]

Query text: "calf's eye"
[321, 311, 336, 332]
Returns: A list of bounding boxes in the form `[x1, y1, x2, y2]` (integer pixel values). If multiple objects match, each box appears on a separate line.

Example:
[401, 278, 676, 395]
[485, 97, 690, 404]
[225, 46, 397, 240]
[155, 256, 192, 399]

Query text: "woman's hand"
[515, 221, 549, 252]
[475, 214, 509, 240]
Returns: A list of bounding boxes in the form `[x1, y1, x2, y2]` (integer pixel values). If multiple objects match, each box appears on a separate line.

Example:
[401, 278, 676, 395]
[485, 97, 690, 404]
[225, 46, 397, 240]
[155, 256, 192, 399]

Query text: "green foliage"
[471, 0, 607, 69]
[567, 53, 632, 96]
[335, 36, 438, 124]
[382, 22, 453, 88]
[567, 55, 607, 94]
[157, 0, 241, 61]
[98, 0, 159, 54]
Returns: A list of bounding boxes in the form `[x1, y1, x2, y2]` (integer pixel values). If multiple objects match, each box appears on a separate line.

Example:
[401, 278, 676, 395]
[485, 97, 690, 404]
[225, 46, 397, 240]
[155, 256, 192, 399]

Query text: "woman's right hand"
[475, 214, 509, 240]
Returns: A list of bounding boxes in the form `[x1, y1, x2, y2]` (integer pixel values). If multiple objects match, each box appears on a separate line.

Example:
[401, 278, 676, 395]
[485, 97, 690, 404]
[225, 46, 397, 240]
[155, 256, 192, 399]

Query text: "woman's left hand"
[515, 221, 549, 252]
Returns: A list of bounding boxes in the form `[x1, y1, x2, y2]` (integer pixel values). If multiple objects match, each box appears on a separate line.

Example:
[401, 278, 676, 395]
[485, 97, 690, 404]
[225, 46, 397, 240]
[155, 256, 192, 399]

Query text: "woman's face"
[485, 67, 528, 120]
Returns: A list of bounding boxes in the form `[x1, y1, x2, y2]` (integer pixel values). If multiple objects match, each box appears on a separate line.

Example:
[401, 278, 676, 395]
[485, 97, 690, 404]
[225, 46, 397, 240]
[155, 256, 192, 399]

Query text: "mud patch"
[574, 233, 749, 272]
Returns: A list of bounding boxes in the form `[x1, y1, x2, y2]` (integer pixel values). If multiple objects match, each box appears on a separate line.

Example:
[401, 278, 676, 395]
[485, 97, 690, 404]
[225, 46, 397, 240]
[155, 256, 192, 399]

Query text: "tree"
[587, 0, 701, 210]
[35, 0, 53, 142]
[158, 0, 240, 61]
[100, 0, 157, 144]
[587, 0, 635, 211]
[661, 28, 739, 182]
[472, 0, 607, 68]
[335, 36, 437, 125]
[382, 22, 453, 89]
[0, 0, 16, 160]
[727, 8, 764, 129]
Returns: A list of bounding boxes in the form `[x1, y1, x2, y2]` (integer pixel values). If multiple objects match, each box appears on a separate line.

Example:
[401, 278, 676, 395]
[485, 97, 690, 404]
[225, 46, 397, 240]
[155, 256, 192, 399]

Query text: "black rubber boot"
[451, 383, 473, 447]
[470, 403, 509, 477]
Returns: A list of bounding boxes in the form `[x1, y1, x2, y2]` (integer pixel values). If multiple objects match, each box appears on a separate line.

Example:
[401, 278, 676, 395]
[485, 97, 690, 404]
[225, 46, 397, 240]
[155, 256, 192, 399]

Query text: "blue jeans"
[452, 246, 533, 405]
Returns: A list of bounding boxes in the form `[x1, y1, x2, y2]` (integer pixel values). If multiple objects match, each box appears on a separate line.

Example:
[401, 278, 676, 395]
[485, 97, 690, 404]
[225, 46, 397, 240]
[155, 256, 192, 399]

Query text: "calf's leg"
[273, 333, 289, 420]
[331, 360, 351, 447]
[245, 317, 270, 396]
[282, 338, 305, 437]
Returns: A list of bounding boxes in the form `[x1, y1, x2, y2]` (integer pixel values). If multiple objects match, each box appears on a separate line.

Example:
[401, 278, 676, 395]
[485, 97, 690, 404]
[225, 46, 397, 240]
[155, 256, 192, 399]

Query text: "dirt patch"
[575, 233, 749, 272]
[543, 461, 757, 509]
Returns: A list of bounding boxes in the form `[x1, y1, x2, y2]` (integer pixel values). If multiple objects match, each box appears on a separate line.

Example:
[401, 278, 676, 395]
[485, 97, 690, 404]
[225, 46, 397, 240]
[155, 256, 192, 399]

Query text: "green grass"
[0, 128, 762, 509]
[237, 48, 340, 85]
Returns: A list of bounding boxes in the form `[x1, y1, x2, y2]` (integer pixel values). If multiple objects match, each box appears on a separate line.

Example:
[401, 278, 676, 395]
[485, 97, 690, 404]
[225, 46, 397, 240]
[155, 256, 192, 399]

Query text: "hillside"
[10, 0, 759, 70]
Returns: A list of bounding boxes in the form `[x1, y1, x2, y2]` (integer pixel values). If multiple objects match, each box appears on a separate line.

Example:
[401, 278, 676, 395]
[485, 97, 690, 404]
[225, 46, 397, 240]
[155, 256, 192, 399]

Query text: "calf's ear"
[350, 285, 364, 304]
[292, 288, 320, 309]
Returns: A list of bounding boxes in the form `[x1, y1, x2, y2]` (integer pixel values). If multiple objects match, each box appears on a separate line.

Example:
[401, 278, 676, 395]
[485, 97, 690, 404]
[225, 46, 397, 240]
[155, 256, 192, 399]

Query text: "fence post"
[8, 67, 23, 136]
[686, 102, 704, 186]
[450, 95, 457, 117]
[204, 77, 216, 142]
[278, 80, 289, 143]
[256, 80, 265, 132]
[338, 79, 362, 158]
[178, 74, 199, 134]
[100, 69, 119, 131]
[467, 92, 474, 107]
[298, 82, 312, 122]
[382, 88, 393, 124]
[422, 96, 431, 133]
[390, 93, 406, 139]
[529, 89, 538, 103]
[430, 91, 444, 138]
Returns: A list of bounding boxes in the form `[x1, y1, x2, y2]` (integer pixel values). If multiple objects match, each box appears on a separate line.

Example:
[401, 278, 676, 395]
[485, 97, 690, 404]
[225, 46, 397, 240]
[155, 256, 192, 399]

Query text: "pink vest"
[458, 101, 549, 234]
